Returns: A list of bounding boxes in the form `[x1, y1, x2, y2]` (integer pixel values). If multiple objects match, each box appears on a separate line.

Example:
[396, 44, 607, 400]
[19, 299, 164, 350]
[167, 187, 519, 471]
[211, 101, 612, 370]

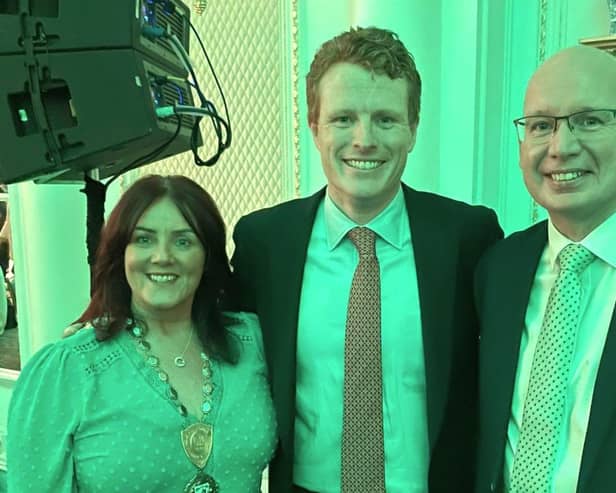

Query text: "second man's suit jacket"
[474, 221, 616, 493]
[231, 183, 503, 493]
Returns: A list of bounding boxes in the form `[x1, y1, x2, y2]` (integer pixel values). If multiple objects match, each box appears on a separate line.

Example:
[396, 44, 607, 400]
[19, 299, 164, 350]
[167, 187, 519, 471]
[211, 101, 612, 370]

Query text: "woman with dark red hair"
[7, 175, 276, 493]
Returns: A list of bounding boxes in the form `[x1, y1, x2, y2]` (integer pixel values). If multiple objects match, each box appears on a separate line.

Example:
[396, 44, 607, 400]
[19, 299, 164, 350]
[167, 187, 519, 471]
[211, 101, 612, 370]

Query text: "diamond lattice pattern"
[129, 0, 288, 249]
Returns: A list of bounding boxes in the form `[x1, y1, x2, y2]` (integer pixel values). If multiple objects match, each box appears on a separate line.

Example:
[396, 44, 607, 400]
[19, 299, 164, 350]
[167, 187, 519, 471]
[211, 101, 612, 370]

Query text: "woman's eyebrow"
[133, 226, 195, 234]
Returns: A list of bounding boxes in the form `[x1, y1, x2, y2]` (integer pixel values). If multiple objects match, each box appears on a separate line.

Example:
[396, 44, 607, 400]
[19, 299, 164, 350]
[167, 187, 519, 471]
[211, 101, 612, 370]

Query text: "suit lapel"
[577, 306, 616, 491]
[482, 223, 547, 482]
[403, 187, 458, 451]
[484, 224, 616, 490]
[264, 189, 324, 455]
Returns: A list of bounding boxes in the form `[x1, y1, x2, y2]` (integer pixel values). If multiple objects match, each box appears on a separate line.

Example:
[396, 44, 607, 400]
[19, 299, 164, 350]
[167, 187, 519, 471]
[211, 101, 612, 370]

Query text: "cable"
[189, 20, 231, 142]
[165, 32, 228, 166]
[188, 21, 232, 166]
[156, 105, 230, 138]
[166, 25, 232, 166]
[105, 116, 182, 188]
[166, 33, 207, 107]
[139, 8, 232, 168]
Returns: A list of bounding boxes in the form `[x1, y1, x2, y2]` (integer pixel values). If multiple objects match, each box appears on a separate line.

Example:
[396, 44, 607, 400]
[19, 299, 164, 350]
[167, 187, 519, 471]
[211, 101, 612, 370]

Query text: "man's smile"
[547, 170, 588, 182]
[343, 159, 386, 170]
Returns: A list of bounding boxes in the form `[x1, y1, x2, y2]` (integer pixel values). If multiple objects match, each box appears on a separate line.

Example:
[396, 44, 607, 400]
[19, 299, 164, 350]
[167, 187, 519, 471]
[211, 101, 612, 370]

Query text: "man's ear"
[407, 122, 418, 153]
[309, 122, 321, 150]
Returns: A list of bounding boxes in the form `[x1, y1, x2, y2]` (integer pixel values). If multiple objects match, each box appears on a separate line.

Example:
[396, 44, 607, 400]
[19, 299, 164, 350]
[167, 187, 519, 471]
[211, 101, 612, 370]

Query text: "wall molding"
[530, 0, 550, 224]
[280, 0, 301, 199]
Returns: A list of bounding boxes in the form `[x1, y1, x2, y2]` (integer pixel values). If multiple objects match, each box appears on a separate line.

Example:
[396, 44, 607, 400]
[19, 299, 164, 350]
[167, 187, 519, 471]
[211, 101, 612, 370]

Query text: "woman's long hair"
[76, 174, 237, 363]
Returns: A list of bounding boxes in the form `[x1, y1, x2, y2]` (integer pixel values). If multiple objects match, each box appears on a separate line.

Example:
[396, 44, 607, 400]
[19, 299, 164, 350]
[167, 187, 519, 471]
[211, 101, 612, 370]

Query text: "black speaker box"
[0, 48, 197, 183]
[0, 0, 191, 72]
[0, 0, 199, 184]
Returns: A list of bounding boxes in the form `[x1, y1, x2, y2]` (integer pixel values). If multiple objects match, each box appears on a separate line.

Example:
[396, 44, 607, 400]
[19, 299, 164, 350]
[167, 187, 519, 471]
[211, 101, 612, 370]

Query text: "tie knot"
[347, 227, 376, 258]
[557, 243, 595, 274]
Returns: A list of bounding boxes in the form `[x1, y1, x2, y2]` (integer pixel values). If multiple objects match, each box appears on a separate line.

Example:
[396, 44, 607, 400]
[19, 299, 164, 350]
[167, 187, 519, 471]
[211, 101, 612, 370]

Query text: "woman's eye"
[133, 235, 151, 245]
[176, 237, 192, 248]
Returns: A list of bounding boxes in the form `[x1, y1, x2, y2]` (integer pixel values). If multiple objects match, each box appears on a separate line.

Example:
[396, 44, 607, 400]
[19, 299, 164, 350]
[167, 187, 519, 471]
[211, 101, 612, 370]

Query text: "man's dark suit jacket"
[230, 183, 503, 493]
[474, 221, 616, 493]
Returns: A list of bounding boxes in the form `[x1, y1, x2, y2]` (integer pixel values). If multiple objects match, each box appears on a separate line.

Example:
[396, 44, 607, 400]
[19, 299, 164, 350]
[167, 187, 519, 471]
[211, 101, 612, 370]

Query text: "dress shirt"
[293, 186, 429, 493]
[504, 212, 616, 492]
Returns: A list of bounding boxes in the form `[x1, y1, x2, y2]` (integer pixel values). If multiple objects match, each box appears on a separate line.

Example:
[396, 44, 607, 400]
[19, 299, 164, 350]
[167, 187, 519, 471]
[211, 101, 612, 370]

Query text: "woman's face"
[124, 197, 205, 320]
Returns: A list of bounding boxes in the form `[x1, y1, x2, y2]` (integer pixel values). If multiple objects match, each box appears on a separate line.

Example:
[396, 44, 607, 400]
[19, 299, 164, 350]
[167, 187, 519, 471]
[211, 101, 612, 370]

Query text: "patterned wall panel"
[129, 0, 299, 247]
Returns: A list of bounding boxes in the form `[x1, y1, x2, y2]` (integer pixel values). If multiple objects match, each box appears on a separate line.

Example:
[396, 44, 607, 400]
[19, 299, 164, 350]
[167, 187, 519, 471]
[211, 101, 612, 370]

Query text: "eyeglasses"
[513, 109, 616, 143]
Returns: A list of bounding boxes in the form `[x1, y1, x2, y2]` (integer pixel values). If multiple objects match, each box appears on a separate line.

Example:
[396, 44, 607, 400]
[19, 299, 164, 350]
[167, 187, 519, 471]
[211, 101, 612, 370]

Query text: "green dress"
[7, 312, 277, 492]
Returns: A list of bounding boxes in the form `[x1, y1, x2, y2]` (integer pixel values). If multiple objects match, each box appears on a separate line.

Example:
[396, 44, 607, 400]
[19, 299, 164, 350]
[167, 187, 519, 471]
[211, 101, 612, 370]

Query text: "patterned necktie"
[510, 243, 595, 492]
[341, 227, 386, 493]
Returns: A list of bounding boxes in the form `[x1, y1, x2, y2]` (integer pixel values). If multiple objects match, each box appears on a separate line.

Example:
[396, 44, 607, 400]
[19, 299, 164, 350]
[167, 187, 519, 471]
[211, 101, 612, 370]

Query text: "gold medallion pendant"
[184, 470, 219, 493]
[181, 423, 213, 469]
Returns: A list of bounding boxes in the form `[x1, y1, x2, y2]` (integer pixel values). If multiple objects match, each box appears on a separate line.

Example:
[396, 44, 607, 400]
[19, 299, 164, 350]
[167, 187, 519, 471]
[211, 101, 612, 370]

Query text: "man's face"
[310, 63, 416, 219]
[519, 54, 616, 237]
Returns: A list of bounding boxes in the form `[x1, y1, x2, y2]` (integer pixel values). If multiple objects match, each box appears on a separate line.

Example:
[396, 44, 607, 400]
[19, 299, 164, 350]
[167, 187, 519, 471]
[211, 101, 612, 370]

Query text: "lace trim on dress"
[83, 349, 123, 376]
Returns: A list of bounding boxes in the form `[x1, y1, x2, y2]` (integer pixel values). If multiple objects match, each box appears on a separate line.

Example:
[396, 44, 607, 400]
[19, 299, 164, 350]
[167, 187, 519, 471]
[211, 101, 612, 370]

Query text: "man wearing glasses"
[475, 45, 616, 493]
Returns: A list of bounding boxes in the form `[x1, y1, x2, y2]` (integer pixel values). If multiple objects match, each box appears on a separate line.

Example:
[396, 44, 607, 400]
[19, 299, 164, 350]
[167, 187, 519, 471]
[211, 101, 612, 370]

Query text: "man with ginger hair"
[232, 26, 502, 492]
[475, 46, 616, 492]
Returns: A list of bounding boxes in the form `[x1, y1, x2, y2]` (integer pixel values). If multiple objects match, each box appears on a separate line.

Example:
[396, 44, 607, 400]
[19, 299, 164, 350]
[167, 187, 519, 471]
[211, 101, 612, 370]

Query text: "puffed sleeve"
[7, 341, 81, 493]
[239, 312, 267, 365]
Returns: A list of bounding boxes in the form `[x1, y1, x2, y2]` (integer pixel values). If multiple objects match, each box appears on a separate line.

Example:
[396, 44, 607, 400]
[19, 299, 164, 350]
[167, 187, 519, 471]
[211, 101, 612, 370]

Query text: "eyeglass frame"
[512, 108, 616, 143]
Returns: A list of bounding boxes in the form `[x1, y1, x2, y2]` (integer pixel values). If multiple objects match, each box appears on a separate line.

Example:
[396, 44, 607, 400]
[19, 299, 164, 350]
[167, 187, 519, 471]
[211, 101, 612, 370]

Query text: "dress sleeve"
[237, 311, 267, 364]
[7, 342, 81, 493]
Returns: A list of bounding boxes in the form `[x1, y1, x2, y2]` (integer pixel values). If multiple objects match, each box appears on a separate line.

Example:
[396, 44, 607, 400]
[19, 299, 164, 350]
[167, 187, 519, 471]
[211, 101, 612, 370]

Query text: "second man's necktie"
[341, 227, 386, 493]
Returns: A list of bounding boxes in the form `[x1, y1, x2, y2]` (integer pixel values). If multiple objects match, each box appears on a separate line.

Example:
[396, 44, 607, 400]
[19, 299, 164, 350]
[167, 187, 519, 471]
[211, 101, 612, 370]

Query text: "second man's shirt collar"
[324, 186, 408, 251]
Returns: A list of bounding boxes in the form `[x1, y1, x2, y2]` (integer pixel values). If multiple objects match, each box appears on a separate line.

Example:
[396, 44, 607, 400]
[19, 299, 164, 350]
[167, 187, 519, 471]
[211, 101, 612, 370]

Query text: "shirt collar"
[324, 186, 407, 251]
[547, 210, 616, 270]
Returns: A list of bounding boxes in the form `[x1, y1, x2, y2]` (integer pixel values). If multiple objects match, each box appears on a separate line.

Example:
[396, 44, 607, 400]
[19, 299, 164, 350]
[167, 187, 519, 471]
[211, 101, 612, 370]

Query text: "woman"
[7, 175, 277, 492]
